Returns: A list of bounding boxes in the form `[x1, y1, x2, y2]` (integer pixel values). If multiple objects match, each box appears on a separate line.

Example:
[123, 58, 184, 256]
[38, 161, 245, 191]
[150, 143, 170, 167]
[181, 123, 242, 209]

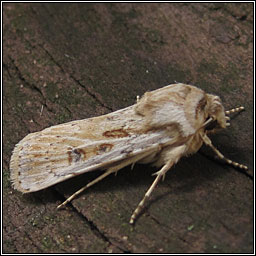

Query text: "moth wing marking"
[135, 83, 206, 136]
[153, 102, 195, 137]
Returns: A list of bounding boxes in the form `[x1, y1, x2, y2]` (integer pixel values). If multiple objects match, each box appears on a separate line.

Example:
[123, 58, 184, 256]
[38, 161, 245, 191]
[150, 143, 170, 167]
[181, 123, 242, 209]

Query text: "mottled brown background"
[3, 3, 253, 253]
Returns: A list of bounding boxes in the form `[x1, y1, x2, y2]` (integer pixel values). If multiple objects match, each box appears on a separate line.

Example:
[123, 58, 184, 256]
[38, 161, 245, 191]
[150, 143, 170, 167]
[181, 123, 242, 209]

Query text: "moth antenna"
[201, 134, 248, 171]
[130, 161, 174, 224]
[225, 106, 244, 115]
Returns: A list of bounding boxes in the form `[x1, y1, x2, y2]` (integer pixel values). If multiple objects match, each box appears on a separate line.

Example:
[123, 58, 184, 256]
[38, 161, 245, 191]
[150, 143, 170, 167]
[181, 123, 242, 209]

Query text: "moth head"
[205, 94, 227, 130]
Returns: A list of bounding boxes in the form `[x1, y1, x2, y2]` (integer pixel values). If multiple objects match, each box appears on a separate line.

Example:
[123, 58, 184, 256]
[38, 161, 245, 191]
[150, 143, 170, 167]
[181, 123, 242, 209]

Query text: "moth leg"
[58, 161, 131, 209]
[201, 133, 248, 170]
[129, 161, 174, 224]
[206, 127, 224, 135]
[57, 168, 115, 209]
[58, 149, 160, 209]
[129, 145, 186, 224]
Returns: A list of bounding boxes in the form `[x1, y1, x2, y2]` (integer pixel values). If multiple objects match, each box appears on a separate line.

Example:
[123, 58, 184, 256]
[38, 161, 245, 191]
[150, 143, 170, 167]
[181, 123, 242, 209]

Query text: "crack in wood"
[53, 189, 131, 253]
[39, 44, 113, 112]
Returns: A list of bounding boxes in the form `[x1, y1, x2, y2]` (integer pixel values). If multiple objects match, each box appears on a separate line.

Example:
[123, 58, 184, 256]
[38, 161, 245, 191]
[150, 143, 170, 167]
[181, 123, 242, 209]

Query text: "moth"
[10, 83, 248, 224]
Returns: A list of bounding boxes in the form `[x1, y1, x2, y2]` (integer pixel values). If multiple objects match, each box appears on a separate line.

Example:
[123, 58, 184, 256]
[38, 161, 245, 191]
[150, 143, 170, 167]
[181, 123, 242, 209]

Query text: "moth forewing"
[9, 102, 179, 193]
[9, 83, 248, 224]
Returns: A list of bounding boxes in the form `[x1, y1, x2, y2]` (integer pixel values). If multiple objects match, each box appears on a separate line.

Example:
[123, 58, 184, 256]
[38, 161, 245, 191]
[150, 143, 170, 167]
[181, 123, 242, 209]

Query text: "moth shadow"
[140, 142, 251, 215]
[54, 164, 156, 196]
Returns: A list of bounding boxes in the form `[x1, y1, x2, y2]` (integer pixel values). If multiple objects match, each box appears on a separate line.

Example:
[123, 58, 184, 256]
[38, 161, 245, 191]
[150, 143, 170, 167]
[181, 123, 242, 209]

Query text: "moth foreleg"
[201, 133, 248, 170]
[129, 161, 174, 224]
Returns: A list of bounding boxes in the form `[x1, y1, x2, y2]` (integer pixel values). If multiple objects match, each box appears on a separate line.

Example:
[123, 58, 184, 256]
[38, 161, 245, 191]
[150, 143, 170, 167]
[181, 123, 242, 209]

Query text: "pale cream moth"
[9, 83, 248, 224]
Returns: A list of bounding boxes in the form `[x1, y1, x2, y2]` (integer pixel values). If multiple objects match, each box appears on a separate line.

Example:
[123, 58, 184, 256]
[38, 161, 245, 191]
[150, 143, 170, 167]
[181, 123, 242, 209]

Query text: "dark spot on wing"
[67, 148, 86, 165]
[121, 148, 133, 155]
[103, 129, 129, 138]
[98, 143, 114, 154]
[67, 150, 72, 165]
[74, 148, 86, 161]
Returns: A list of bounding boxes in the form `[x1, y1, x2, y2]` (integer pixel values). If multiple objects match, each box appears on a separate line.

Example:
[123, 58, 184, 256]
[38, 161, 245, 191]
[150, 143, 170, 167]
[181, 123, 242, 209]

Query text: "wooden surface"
[3, 3, 254, 253]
